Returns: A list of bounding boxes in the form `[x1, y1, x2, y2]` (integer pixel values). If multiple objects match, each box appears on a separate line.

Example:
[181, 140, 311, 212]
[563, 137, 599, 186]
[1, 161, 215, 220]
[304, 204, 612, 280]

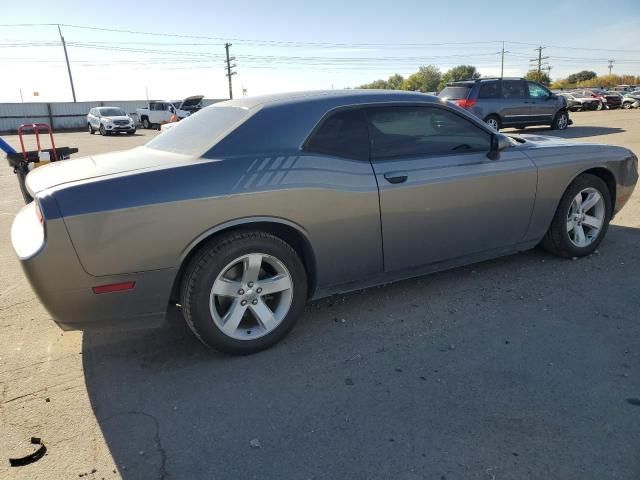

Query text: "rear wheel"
[484, 115, 500, 131]
[551, 110, 569, 130]
[180, 231, 308, 355]
[541, 174, 611, 258]
[623, 101, 632, 110]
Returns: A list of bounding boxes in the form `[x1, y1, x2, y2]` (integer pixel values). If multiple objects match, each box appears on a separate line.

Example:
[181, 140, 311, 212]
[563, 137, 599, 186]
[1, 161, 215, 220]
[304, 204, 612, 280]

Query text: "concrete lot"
[1, 111, 639, 480]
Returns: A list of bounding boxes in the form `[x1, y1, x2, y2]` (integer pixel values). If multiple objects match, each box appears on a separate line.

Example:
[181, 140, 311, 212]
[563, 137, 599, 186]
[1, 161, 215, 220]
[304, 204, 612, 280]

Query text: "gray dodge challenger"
[11, 90, 638, 354]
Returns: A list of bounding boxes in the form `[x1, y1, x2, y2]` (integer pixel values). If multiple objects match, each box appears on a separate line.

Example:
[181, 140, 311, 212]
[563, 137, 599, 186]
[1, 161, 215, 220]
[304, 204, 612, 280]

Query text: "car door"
[499, 80, 530, 126]
[366, 104, 537, 273]
[526, 81, 556, 123]
[89, 109, 99, 128]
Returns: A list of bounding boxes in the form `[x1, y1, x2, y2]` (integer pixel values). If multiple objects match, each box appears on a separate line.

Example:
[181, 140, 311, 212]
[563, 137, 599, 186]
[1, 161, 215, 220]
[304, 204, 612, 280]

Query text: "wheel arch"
[578, 167, 616, 211]
[537, 166, 617, 240]
[169, 217, 318, 303]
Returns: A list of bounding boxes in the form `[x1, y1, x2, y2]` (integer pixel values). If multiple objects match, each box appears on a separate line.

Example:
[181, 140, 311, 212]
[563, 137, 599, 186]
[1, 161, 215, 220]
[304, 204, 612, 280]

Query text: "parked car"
[438, 78, 570, 131]
[557, 92, 600, 112]
[622, 91, 640, 109]
[611, 92, 640, 109]
[87, 107, 136, 136]
[572, 89, 622, 109]
[136, 95, 204, 129]
[12, 90, 638, 354]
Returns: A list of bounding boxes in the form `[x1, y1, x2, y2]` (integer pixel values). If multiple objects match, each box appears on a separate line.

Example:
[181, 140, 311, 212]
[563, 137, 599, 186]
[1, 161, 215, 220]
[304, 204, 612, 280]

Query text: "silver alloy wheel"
[557, 112, 568, 129]
[486, 117, 499, 130]
[566, 187, 605, 247]
[209, 253, 293, 340]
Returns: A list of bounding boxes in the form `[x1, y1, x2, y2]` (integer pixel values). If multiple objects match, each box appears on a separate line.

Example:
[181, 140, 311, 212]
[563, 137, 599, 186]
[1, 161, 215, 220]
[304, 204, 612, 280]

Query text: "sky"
[1, 0, 639, 102]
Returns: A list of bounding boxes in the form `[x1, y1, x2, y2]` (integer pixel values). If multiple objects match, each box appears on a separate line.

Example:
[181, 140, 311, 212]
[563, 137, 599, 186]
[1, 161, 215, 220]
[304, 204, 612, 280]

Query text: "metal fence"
[0, 99, 223, 133]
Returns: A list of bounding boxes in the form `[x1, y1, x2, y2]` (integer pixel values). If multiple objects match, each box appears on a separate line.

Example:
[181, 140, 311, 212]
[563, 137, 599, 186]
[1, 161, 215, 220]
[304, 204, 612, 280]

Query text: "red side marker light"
[92, 282, 136, 294]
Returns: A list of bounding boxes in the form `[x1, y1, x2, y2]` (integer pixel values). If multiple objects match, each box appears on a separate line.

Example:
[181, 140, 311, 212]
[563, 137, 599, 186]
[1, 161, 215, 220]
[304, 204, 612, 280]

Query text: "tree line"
[358, 65, 640, 92]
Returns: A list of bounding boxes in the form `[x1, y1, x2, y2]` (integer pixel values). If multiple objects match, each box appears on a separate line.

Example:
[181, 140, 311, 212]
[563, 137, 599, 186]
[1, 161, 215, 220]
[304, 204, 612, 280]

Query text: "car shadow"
[82, 224, 640, 479]
[503, 125, 625, 139]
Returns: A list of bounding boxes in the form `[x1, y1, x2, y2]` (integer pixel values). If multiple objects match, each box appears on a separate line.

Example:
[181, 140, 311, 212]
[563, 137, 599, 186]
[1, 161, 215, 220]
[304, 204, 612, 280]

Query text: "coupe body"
[11, 90, 638, 354]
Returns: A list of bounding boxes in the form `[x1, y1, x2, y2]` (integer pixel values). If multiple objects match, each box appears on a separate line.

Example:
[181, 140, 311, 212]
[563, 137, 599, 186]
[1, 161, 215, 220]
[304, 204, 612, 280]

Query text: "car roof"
[214, 89, 440, 110]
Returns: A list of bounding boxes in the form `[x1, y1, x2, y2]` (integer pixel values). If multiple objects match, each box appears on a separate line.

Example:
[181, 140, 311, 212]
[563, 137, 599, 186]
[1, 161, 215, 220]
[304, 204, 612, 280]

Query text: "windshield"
[99, 108, 126, 116]
[146, 105, 254, 156]
[438, 86, 471, 100]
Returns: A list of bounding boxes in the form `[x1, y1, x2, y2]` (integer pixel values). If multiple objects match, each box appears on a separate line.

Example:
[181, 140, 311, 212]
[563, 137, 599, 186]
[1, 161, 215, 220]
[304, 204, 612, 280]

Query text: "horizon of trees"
[357, 65, 640, 92]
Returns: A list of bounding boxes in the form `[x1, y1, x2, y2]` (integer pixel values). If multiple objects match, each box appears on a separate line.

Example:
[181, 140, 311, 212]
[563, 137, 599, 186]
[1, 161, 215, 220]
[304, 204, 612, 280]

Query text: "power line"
[2, 23, 640, 53]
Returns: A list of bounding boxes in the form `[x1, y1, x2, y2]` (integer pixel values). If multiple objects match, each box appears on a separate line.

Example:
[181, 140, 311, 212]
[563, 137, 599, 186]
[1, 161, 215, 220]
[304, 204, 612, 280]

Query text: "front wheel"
[541, 174, 611, 258]
[595, 101, 603, 111]
[99, 125, 106, 136]
[180, 231, 308, 355]
[142, 117, 151, 129]
[551, 110, 569, 130]
[88, 123, 95, 134]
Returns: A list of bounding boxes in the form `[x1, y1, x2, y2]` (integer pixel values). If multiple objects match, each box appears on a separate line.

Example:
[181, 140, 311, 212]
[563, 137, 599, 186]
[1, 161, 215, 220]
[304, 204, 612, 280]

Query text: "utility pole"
[499, 41, 510, 78]
[58, 25, 77, 102]
[224, 43, 237, 100]
[529, 46, 548, 82]
[608, 59, 615, 75]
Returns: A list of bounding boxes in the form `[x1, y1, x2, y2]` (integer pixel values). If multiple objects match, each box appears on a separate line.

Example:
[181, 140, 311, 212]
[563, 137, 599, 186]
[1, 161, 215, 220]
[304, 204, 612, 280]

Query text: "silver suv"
[87, 106, 136, 136]
[439, 78, 570, 131]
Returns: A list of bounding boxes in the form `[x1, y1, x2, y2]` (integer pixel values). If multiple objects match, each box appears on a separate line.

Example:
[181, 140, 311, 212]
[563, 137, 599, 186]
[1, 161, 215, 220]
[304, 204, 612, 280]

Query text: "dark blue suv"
[439, 78, 570, 131]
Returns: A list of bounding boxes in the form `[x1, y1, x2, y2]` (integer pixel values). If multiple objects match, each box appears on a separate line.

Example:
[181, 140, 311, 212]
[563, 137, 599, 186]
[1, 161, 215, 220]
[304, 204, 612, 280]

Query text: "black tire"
[551, 110, 569, 130]
[99, 125, 106, 136]
[484, 115, 501, 131]
[180, 230, 308, 355]
[623, 102, 632, 110]
[88, 123, 95, 134]
[541, 174, 612, 258]
[142, 117, 151, 129]
[595, 101, 603, 111]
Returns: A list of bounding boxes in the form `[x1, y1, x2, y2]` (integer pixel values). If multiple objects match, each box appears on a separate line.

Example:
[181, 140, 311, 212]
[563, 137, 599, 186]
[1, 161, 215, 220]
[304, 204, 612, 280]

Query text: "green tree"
[525, 70, 551, 86]
[438, 65, 480, 90]
[387, 73, 405, 90]
[402, 65, 441, 92]
[358, 78, 390, 89]
[566, 70, 597, 84]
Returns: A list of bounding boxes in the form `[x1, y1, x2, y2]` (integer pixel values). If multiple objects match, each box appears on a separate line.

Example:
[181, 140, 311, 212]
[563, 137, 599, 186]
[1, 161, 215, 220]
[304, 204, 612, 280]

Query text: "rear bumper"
[11, 197, 174, 331]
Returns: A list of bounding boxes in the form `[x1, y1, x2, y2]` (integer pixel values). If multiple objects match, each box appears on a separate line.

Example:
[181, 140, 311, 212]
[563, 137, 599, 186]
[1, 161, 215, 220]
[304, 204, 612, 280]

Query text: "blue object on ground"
[0, 136, 17, 155]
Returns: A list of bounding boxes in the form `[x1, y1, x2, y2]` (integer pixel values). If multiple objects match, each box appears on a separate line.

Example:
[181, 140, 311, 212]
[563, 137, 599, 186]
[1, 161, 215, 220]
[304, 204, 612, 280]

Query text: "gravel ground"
[1, 111, 639, 480]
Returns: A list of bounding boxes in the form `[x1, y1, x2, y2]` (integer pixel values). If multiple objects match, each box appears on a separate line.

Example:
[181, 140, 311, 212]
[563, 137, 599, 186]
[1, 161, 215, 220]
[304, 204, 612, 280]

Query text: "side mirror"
[487, 133, 510, 160]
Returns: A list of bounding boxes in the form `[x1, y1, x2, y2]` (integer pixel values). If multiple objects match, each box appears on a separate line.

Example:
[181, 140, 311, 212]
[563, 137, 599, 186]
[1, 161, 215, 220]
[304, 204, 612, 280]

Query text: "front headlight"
[102, 118, 113, 124]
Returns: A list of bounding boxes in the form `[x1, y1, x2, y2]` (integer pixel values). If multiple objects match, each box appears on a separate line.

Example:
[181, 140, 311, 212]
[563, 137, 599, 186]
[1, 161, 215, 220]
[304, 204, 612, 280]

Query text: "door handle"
[384, 172, 408, 184]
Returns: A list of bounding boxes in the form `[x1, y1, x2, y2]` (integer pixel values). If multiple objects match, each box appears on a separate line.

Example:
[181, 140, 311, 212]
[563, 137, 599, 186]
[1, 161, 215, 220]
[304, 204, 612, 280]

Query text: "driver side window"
[366, 106, 491, 160]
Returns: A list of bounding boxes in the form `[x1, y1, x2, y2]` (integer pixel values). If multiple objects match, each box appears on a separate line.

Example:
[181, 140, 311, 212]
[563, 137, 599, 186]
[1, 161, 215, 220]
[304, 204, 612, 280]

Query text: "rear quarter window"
[478, 82, 500, 99]
[304, 108, 369, 160]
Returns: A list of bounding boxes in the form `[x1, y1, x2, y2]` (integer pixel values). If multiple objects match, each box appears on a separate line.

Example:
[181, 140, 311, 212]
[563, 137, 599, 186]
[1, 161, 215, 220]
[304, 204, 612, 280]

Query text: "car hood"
[26, 146, 195, 195]
[102, 115, 131, 121]
[179, 95, 204, 108]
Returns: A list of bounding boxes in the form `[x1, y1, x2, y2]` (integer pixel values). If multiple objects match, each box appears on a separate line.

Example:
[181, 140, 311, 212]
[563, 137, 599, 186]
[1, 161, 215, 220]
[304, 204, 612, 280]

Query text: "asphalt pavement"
[1, 111, 639, 480]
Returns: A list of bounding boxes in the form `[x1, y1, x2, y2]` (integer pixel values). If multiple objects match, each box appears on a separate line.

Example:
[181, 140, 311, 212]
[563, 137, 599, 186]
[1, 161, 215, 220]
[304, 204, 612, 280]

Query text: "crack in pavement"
[102, 411, 169, 480]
